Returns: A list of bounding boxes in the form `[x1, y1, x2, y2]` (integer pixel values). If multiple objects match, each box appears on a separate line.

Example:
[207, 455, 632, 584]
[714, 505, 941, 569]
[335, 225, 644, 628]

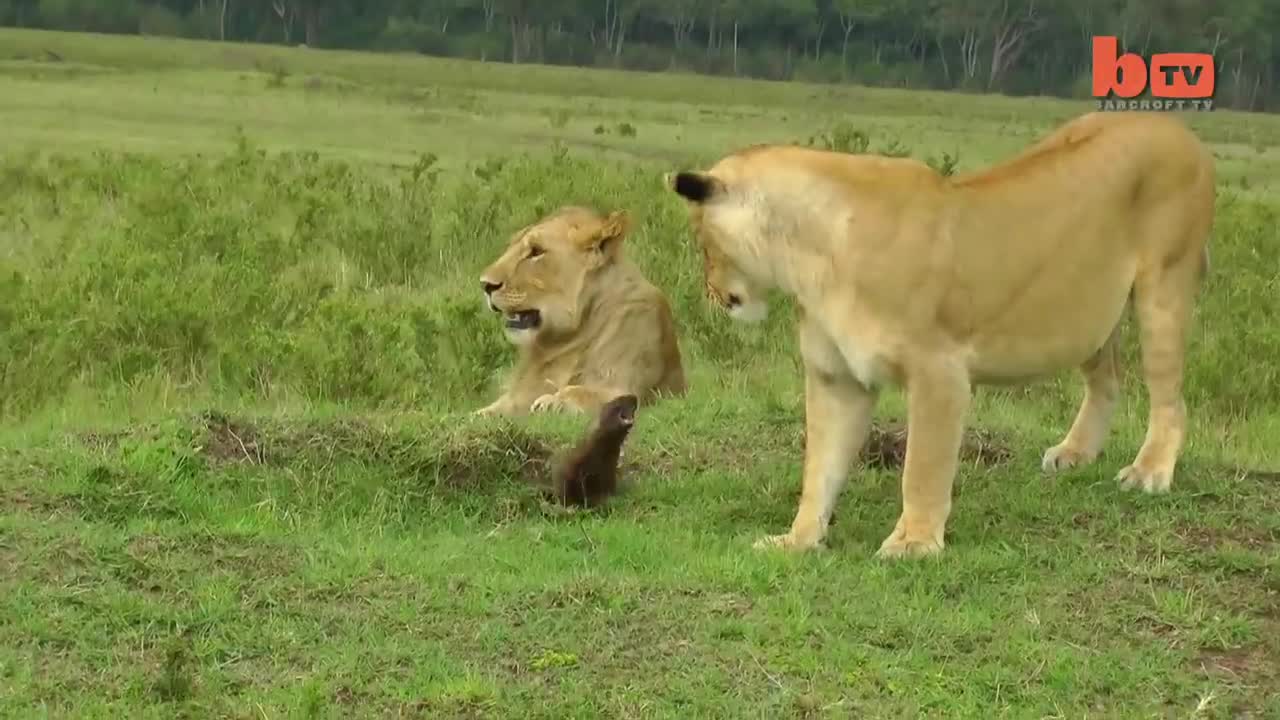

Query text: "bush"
[3, 138, 1275, 422]
[137, 4, 183, 37]
[0, 141, 786, 419]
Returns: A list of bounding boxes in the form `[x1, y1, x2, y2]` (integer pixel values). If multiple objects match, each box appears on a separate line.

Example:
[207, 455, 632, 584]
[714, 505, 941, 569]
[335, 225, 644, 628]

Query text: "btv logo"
[1091, 35, 1215, 111]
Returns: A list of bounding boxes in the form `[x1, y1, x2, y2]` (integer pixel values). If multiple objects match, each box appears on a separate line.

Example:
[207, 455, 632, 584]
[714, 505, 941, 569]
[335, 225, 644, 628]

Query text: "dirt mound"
[861, 422, 1014, 469]
[201, 411, 266, 464]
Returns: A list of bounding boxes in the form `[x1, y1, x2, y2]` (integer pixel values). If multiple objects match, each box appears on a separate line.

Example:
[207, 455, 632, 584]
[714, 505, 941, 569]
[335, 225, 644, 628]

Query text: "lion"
[665, 110, 1215, 559]
[475, 205, 687, 417]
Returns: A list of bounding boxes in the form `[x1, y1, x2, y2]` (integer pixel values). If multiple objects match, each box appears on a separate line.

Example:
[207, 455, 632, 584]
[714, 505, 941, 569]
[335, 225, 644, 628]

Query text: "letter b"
[1092, 36, 1147, 99]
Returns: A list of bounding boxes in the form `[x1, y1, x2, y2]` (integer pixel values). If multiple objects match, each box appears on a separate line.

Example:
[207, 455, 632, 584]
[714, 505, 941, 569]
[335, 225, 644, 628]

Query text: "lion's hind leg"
[1114, 187, 1211, 494]
[1115, 254, 1203, 494]
[1042, 323, 1123, 474]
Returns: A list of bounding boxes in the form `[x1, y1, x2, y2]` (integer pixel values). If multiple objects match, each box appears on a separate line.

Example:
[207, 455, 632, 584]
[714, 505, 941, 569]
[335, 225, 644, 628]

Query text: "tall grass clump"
[2, 136, 1277, 425]
[0, 141, 792, 421]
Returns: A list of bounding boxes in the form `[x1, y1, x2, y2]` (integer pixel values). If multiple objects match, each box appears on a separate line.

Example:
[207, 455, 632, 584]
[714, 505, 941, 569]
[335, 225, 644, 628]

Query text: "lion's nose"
[481, 280, 502, 295]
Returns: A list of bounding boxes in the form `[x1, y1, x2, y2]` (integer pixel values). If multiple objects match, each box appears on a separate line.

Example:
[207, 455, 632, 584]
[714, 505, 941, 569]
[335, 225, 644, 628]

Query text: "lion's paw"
[1115, 464, 1172, 494]
[530, 393, 566, 413]
[752, 532, 825, 552]
[1041, 443, 1095, 473]
[473, 401, 503, 417]
[875, 530, 944, 560]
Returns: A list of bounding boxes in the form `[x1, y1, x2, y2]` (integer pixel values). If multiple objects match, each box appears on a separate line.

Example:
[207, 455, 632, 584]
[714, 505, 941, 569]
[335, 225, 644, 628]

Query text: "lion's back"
[535, 266, 687, 401]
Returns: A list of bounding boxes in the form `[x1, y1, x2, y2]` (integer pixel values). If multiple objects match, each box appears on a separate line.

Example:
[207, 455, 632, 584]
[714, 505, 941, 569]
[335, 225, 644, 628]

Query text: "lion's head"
[666, 170, 770, 324]
[479, 206, 633, 344]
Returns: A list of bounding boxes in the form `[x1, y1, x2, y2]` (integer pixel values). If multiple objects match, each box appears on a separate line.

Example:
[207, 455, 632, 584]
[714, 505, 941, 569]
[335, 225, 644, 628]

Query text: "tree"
[986, 0, 1048, 89]
[270, 0, 294, 43]
[654, 0, 700, 54]
[833, 0, 888, 75]
[6, 0, 1278, 111]
[929, 0, 990, 86]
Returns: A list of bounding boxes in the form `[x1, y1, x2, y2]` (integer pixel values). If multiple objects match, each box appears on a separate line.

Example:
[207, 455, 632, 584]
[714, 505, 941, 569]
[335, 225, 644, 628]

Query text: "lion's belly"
[961, 264, 1135, 383]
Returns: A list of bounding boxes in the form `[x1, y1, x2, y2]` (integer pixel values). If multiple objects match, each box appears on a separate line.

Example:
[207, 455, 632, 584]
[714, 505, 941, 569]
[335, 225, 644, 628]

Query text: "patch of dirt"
[0, 487, 38, 512]
[1196, 646, 1276, 682]
[861, 422, 1014, 470]
[201, 411, 266, 465]
[0, 532, 17, 578]
[1173, 524, 1278, 552]
[72, 411, 1017, 502]
[79, 430, 129, 453]
[3, 530, 97, 586]
[0, 485, 74, 519]
[637, 420, 1014, 482]
[434, 431, 552, 490]
[195, 411, 553, 491]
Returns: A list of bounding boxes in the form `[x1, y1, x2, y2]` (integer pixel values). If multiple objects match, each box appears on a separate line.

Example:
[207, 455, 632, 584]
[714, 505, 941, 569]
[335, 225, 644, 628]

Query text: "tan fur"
[475, 206, 687, 417]
[666, 111, 1215, 559]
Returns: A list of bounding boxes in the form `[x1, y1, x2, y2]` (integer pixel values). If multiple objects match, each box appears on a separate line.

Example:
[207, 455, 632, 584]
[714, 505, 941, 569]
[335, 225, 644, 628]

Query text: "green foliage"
[0, 138, 796, 420]
[3, 134, 1279, 424]
[805, 121, 869, 154]
[802, 122, 947, 170]
[3, 0, 1277, 110]
[926, 149, 961, 177]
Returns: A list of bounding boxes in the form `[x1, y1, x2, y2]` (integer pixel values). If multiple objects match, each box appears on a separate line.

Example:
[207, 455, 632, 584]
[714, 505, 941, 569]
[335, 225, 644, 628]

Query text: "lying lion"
[475, 205, 687, 417]
[666, 110, 1215, 559]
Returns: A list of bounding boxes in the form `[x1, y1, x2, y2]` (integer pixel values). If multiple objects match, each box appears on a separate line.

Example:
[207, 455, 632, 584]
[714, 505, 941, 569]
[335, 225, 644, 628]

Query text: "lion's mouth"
[503, 310, 541, 331]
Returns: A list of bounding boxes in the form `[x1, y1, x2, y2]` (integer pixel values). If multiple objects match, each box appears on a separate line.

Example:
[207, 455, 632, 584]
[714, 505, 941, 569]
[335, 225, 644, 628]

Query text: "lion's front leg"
[755, 364, 877, 552]
[877, 358, 971, 560]
[530, 383, 625, 415]
[474, 394, 520, 417]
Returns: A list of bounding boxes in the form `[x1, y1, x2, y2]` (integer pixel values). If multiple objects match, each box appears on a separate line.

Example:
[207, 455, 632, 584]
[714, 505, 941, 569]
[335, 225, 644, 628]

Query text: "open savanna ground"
[1, 28, 1279, 719]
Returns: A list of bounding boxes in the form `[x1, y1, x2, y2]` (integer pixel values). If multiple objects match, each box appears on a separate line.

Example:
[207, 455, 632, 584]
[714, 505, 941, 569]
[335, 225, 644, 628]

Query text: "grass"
[1, 27, 1279, 718]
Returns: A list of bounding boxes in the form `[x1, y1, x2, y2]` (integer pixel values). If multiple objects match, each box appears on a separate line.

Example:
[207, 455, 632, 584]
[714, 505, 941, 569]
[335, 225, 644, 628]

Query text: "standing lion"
[666, 111, 1215, 559]
[475, 206, 687, 417]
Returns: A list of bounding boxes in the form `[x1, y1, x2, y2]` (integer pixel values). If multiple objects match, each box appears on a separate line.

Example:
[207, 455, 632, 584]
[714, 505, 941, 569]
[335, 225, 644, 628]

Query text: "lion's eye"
[527, 245, 544, 259]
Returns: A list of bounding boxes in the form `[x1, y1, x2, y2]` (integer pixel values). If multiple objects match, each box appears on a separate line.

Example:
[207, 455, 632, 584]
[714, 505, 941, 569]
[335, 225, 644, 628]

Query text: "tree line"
[3, 0, 1276, 112]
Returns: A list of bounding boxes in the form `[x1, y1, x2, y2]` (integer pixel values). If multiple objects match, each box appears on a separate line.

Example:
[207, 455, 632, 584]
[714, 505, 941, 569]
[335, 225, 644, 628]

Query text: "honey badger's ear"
[665, 171, 723, 203]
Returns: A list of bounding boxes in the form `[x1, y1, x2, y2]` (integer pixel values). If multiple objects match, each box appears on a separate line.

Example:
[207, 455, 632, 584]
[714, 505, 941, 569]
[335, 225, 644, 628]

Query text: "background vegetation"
[2, 0, 1278, 111]
[1, 27, 1278, 718]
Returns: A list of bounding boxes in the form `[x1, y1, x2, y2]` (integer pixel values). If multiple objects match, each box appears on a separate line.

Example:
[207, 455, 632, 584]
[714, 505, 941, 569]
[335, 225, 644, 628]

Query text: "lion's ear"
[667, 171, 723, 203]
[585, 210, 631, 262]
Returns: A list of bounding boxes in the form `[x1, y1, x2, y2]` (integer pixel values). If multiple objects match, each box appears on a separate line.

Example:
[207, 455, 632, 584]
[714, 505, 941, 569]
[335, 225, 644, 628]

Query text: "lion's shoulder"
[713, 143, 944, 196]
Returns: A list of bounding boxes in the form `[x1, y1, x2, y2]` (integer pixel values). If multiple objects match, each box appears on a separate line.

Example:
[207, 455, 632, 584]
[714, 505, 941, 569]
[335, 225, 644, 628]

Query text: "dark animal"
[549, 394, 638, 508]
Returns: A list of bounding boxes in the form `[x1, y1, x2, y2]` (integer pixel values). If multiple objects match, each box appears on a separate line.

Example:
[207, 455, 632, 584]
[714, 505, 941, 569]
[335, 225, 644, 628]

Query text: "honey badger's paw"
[752, 532, 826, 552]
[1115, 464, 1173, 494]
[1041, 443, 1096, 473]
[875, 528, 944, 560]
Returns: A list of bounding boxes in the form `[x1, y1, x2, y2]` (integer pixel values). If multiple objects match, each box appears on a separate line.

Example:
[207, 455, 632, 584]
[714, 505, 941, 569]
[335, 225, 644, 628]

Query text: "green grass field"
[2, 27, 1279, 718]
